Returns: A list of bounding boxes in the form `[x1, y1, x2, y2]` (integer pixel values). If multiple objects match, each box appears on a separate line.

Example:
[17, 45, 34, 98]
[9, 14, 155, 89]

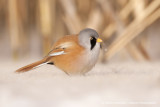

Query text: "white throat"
[81, 43, 100, 73]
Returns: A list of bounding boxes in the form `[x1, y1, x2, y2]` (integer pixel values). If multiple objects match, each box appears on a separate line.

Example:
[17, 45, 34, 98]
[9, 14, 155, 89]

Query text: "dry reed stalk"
[122, 0, 147, 61]
[119, 1, 133, 21]
[98, 0, 127, 40]
[126, 44, 149, 61]
[54, 11, 66, 41]
[102, 24, 116, 40]
[101, 0, 134, 40]
[101, 0, 159, 60]
[132, 0, 145, 20]
[99, 0, 144, 61]
[62, 15, 78, 33]
[17, 0, 30, 56]
[77, 0, 91, 17]
[39, 0, 54, 54]
[86, 7, 104, 32]
[97, 0, 124, 30]
[130, 0, 150, 60]
[105, 7, 160, 60]
[60, 0, 83, 33]
[4, 0, 159, 61]
[122, 0, 159, 60]
[126, 42, 146, 61]
[138, 36, 150, 60]
[117, 0, 128, 8]
[0, 0, 5, 10]
[8, 0, 20, 59]
[126, 40, 150, 61]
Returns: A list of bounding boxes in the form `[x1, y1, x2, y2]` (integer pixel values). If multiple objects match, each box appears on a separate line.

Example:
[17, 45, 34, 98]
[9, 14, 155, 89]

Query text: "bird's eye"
[90, 37, 93, 40]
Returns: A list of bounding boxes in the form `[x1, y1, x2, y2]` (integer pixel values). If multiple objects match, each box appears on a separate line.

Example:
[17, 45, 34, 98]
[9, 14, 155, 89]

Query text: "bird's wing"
[47, 42, 74, 57]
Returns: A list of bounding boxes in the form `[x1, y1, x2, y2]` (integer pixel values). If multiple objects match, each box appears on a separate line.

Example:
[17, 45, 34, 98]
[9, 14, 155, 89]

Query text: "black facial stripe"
[90, 37, 96, 50]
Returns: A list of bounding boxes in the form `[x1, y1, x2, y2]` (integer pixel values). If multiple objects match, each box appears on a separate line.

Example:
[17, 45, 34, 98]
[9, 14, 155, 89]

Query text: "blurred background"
[0, 1, 160, 107]
[0, 0, 160, 62]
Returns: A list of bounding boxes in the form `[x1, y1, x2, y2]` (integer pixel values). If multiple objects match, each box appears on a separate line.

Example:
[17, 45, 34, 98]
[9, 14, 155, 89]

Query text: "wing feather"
[49, 51, 66, 56]
[48, 42, 73, 57]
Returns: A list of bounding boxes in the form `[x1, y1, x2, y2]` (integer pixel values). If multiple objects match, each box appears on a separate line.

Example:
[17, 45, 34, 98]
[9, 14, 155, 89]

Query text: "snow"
[0, 60, 160, 107]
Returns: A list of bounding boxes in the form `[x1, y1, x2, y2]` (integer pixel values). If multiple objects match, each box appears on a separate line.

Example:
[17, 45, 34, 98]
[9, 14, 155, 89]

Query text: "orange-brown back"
[47, 35, 85, 74]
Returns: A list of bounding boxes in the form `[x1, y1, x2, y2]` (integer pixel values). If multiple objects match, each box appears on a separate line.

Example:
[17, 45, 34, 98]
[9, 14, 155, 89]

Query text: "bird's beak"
[97, 38, 103, 43]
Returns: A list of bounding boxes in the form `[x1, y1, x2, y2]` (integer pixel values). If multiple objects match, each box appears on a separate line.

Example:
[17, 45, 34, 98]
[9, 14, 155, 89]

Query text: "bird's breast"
[52, 43, 100, 75]
[81, 43, 100, 73]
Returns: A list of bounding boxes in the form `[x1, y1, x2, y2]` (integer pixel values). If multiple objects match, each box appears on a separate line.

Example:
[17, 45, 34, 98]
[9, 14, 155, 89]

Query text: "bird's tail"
[16, 59, 47, 73]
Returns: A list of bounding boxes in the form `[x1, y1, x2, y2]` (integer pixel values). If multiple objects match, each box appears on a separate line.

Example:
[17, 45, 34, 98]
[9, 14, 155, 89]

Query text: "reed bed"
[0, 0, 159, 61]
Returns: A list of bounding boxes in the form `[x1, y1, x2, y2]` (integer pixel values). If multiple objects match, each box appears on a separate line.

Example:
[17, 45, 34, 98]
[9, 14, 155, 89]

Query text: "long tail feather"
[16, 59, 47, 73]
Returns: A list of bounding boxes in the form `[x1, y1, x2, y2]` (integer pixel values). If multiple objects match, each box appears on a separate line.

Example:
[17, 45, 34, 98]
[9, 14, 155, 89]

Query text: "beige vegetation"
[0, 0, 160, 107]
[0, 0, 159, 60]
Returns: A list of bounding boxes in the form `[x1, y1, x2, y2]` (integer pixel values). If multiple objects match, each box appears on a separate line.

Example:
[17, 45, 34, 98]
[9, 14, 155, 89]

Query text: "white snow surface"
[0, 60, 160, 107]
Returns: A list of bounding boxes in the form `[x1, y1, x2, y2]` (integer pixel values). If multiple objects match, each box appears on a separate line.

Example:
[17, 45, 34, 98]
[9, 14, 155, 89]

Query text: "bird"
[16, 28, 102, 75]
